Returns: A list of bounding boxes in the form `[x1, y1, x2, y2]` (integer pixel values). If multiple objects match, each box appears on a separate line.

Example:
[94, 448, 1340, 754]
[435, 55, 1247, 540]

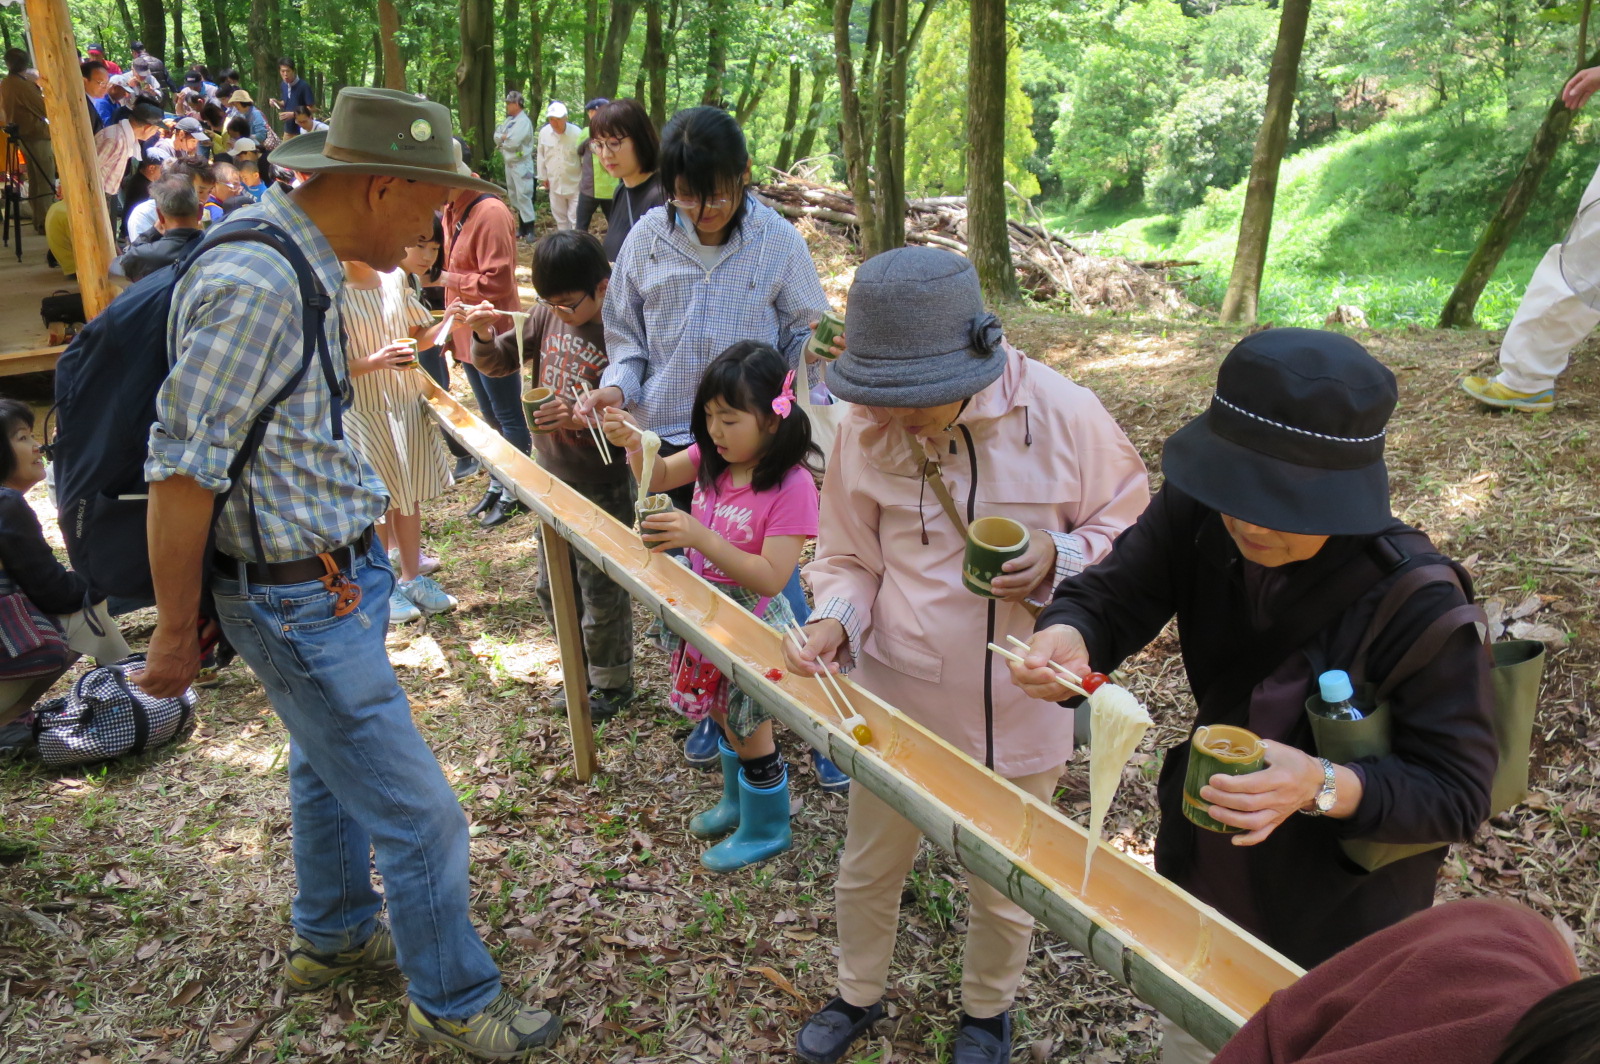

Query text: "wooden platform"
[0, 236, 76, 377]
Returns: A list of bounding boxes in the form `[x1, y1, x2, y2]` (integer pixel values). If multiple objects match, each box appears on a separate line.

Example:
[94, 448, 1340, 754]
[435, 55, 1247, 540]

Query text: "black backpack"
[49, 218, 337, 601]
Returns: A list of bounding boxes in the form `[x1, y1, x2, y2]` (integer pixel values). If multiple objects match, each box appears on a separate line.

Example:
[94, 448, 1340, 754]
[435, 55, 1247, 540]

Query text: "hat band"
[1209, 393, 1385, 471]
[322, 141, 449, 171]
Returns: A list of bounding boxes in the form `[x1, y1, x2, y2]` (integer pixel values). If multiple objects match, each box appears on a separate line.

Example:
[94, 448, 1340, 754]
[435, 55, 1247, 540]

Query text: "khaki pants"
[20, 136, 56, 234]
[836, 765, 1063, 1017]
[1159, 1014, 1217, 1064]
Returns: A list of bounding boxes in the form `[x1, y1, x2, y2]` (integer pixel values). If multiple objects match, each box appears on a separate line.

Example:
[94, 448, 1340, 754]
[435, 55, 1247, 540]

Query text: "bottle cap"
[1318, 669, 1354, 704]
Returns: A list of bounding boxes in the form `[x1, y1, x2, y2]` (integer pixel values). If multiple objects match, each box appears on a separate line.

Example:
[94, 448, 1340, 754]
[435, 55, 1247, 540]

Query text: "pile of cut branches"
[755, 174, 1199, 317]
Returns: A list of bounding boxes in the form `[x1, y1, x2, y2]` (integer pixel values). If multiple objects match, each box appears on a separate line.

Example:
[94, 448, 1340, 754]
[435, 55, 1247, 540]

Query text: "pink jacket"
[805, 345, 1150, 777]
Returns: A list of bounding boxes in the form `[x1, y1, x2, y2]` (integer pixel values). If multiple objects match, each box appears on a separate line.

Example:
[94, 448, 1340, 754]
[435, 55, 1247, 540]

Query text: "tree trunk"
[136, 0, 167, 59]
[774, 62, 804, 173]
[211, 0, 235, 71]
[377, 0, 405, 89]
[247, 0, 278, 103]
[873, 0, 910, 252]
[645, 0, 667, 126]
[1219, 0, 1311, 325]
[529, 0, 546, 112]
[171, 0, 189, 67]
[115, 0, 140, 49]
[456, 0, 496, 160]
[703, 0, 727, 104]
[790, 59, 828, 167]
[1438, 44, 1600, 328]
[595, 0, 639, 100]
[834, 0, 880, 251]
[967, 0, 1017, 300]
[584, 0, 599, 101]
[197, 0, 222, 73]
[501, 0, 520, 91]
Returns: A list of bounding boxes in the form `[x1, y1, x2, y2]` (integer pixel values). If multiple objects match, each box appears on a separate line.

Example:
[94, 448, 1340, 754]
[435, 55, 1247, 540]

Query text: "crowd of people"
[0, 51, 1594, 1064]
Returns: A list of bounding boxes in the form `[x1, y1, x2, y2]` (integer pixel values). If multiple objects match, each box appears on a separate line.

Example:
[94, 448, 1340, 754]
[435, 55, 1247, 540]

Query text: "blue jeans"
[461, 361, 532, 458]
[780, 566, 808, 621]
[211, 541, 499, 1019]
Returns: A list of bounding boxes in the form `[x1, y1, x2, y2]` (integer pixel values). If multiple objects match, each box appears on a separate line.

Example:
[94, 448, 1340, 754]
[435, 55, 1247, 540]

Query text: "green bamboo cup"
[962, 516, 1030, 598]
[1182, 724, 1266, 834]
[806, 311, 846, 361]
[522, 385, 558, 434]
[636, 493, 673, 536]
[390, 337, 418, 367]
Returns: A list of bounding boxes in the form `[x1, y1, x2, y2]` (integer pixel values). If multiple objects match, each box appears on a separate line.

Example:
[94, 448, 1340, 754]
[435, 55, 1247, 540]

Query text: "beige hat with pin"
[269, 87, 504, 195]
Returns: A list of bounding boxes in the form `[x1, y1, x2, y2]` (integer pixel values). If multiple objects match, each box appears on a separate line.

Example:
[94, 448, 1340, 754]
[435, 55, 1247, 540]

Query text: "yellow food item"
[851, 723, 873, 745]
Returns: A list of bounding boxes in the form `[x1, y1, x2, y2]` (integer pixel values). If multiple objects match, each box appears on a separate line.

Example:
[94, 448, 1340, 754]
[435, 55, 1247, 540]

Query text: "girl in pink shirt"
[603, 341, 820, 871]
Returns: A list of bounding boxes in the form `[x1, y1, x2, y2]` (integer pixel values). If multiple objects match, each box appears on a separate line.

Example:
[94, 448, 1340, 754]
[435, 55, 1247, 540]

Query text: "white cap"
[452, 139, 472, 177]
[546, 101, 568, 118]
[232, 138, 258, 153]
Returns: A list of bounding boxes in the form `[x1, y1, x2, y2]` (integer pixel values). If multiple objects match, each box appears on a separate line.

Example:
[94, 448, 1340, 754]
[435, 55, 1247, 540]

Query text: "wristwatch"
[1302, 757, 1337, 816]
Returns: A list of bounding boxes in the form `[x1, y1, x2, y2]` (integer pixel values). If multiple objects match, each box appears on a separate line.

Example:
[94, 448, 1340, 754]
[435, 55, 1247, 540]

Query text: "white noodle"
[636, 430, 662, 519]
[1081, 683, 1152, 892]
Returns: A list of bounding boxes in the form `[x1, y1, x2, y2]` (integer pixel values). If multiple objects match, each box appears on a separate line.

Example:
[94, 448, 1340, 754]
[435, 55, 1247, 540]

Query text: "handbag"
[1307, 562, 1544, 872]
[32, 654, 196, 768]
[0, 587, 72, 681]
[793, 357, 851, 467]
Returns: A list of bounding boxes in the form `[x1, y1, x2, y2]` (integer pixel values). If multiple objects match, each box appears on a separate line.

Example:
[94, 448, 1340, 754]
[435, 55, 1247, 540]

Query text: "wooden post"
[26, 0, 118, 318]
[541, 520, 599, 782]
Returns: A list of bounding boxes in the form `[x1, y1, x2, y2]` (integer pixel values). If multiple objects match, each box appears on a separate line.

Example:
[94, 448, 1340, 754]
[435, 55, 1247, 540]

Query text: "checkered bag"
[32, 655, 196, 768]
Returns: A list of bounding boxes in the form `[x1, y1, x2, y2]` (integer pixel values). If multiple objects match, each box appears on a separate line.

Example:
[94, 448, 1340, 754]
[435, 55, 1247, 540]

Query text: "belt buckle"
[317, 551, 362, 616]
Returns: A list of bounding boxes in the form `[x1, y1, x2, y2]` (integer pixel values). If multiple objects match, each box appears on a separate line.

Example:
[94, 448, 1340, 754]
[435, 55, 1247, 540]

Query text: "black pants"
[576, 195, 612, 233]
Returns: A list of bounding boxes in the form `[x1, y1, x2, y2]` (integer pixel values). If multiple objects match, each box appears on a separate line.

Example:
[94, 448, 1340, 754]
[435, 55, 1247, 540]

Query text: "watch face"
[1316, 789, 1337, 812]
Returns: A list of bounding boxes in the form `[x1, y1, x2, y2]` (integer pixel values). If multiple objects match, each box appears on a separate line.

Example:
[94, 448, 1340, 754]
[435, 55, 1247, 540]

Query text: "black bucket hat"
[1161, 328, 1398, 536]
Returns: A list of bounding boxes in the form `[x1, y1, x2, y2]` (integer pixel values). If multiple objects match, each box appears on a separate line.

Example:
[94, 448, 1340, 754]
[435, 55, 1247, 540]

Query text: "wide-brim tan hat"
[269, 87, 504, 195]
[228, 89, 254, 104]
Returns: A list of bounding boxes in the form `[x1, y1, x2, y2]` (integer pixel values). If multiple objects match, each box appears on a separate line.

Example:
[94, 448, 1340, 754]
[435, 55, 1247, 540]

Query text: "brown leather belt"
[218, 528, 374, 586]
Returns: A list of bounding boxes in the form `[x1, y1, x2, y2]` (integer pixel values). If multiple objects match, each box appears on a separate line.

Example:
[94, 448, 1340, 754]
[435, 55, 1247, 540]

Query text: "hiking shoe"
[283, 925, 398, 992]
[400, 575, 458, 615]
[550, 684, 636, 721]
[454, 455, 483, 481]
[406, 989, 561, 1059]
[389, 587, 422, 624]
[389, 547, 441, 576]
[1460, 376, 1554, 412]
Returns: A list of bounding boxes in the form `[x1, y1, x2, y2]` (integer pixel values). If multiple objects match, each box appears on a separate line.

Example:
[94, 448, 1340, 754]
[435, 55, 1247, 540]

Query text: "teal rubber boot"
[689, 739, 742, 839]
[701, 764, 793, 872]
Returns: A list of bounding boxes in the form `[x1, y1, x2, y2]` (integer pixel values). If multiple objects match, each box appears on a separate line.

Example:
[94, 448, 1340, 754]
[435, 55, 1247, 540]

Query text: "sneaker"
[389, 547, 442, 576]
[283, 925, 398, 992]
[549, 684, 635, 721]
[389, 587, 422, 624]
[1460, 376, 1554, 413]
[406, 989, 561, 1059]
[400, 575, 458, 615]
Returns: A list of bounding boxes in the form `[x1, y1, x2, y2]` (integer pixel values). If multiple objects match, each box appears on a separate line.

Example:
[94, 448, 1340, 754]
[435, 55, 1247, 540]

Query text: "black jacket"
[118, 226, 203, 281]
[1038, 484, 1496, 967]
[0, 488, 92, 615]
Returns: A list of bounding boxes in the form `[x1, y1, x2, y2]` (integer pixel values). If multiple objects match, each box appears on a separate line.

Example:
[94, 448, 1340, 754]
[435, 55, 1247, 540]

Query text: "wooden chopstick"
[784, 619, 857, 727]
[991, 638, 1090, 699]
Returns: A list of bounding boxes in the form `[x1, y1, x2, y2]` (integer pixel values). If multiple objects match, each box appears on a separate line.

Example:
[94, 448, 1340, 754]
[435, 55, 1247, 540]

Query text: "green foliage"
[903, 2, 1039, 198]
[1146, 74, 1268, 212]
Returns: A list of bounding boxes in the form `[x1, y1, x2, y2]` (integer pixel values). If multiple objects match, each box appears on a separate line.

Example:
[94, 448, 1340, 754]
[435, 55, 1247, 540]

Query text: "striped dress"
[339, 268, 452, 514]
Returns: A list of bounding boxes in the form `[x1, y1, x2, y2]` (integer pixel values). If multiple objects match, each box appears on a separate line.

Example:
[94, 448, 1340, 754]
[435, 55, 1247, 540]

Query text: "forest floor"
[3, 268, 1599, 1063]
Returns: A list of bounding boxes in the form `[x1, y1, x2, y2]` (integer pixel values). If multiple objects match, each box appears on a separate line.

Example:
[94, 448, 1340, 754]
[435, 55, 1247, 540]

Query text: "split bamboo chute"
[421, 380, 1304, 1050]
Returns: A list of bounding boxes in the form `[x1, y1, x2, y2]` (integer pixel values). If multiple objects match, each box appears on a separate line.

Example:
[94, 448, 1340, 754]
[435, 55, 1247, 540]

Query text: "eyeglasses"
[669, 195, 734, 212]
[594, 136, 630, 154]
[535, 292, 590, 314]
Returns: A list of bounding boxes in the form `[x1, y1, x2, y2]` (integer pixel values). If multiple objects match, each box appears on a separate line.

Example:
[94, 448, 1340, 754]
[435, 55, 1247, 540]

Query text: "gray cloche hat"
[829, 247, 1007, 408]
[269, 87, 503, 195]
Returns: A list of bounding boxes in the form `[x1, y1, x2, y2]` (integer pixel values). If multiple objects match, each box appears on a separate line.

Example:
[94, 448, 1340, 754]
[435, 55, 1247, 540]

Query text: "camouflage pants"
[534, 475, 635, 690]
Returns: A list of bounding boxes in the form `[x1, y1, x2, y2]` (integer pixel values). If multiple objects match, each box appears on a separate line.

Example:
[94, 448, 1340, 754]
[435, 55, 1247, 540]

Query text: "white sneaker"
[399, 575, 457, 616]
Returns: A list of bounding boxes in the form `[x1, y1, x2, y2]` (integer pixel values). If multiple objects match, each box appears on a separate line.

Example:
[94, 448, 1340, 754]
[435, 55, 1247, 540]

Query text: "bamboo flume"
[421, 381, 1304, 1051]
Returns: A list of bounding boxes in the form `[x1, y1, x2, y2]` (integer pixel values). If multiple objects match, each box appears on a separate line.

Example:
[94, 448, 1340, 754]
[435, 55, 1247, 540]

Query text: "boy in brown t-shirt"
[464, 231, 635, 719]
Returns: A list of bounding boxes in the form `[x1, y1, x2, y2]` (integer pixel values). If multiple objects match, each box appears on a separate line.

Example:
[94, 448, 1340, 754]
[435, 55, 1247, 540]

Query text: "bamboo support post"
[25, 0, 117, 318]
[540, 521, 599, 782]
[420, 381, 1304, 1050]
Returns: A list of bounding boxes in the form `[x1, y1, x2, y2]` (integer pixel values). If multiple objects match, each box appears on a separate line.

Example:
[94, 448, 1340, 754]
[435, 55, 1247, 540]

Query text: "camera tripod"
[1, 124, 23, 262]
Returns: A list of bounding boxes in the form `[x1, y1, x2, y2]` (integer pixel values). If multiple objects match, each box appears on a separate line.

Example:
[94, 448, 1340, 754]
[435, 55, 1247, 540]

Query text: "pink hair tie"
[772, 370, 797, 418]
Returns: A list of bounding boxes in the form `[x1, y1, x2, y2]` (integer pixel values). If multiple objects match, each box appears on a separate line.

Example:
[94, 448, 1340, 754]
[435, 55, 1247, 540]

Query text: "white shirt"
[495, 111, 535, 166]
[536, 121, 584, 196]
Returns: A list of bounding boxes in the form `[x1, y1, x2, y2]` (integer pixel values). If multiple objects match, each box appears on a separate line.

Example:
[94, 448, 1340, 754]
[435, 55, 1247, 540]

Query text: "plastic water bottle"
[1313, 670, 1364, 721]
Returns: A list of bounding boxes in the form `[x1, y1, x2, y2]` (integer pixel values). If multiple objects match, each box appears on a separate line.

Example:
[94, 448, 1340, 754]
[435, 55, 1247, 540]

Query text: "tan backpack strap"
[904, 428, 967, 537]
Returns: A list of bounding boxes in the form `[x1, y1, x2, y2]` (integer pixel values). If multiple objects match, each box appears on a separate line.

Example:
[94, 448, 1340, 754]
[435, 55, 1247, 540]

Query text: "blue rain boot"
[684, 716, 721, 768]
[689, 740, 741, 839]
[701, 764, 793, 872]
[810, 749, 850, 794]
